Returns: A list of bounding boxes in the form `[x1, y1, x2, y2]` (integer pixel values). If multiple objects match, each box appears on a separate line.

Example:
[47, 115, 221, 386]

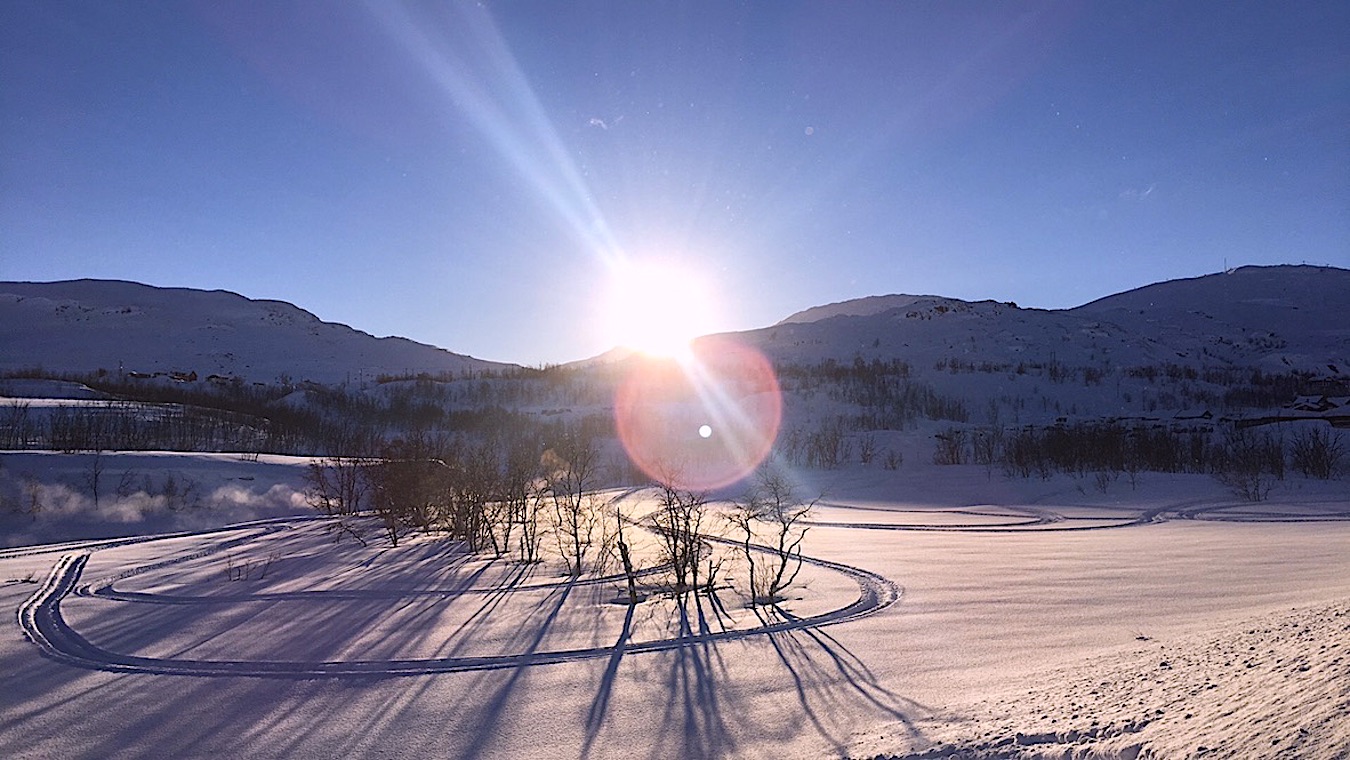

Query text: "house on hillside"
[1292, 395, 1336, 412]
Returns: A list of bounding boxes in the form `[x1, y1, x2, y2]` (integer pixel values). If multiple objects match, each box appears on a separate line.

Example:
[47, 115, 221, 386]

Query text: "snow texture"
[1, 466, 1347, 760]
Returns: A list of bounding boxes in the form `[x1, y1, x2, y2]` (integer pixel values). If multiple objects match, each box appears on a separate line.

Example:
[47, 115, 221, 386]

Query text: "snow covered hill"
[2, 267, 1345, 418]
[0, 280, 511, 385]
[1071, 265, 1350, 373]
[737, 265, 1349, 376]
[777, 294, 947, 325]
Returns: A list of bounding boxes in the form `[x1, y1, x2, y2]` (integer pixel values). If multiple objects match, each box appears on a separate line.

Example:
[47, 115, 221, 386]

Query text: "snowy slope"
[1071, 264, 1350, 373]
[740, 265, 1349, 375]
[741, 296, 1172, 370]
[0, 280, 511, 384]
[777, 294, 948, 325]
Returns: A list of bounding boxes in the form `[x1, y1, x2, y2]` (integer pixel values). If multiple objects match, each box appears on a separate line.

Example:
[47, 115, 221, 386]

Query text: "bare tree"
[649, 469, 710, 596]
[20, 474, 43, 519]
[858, 434, 878, 466]
[971, 427, 1001, 479]
[303, 456, 373, 543]
[882, 448, 903, 470]
[363, 435, 447, 546]
[304, 457, 368, 516]
[729, 466, 816, 605]
[544, 432, 603, 576]
[441, 440, 499, 553]
[501, 433, 547, 564]
[84, 451, 106, 510]
[933, 427, 968, 465]
[1290, 426, 1345, 479]
[516, 477, 550, 565]
[1213, 425, 1284, 502]
[116, 468, 139, 499]
[606, 491, 646, 604]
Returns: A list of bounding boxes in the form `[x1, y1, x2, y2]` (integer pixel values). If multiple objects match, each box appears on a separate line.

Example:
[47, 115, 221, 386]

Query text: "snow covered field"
[2, 458, 1347, 760]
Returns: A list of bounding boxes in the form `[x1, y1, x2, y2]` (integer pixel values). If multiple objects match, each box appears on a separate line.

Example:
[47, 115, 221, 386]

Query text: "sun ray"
[364, 2, 623, 267]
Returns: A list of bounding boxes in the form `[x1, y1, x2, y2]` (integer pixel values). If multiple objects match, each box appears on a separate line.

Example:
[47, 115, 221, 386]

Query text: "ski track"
[807, 496, 1350, 534]
[14, 495, 1348, 681]
[15, 517, 901, 680]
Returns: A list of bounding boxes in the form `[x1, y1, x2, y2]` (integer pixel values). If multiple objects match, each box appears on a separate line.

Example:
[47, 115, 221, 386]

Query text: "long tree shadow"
[455, 577, 577, 760]
[650, 591, 740, 760]
[580, 601, 635, 759]
[755, 604, 933, 755]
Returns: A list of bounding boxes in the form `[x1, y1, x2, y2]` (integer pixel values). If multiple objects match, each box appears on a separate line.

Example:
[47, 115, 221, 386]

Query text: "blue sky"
[3, 1, 1346, 365]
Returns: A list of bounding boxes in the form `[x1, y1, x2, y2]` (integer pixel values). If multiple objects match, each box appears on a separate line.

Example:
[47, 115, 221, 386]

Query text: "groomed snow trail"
[16, 517, 900, 679]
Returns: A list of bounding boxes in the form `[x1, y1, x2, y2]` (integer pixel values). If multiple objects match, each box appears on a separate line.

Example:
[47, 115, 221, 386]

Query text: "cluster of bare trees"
[930, 421, 1345, 501]
[0, 455, 203, 520]
[303, 438, 820, 609]
[779, 420, 853, 470]
[773, 358, 969, 429]
[648, 478, 715, 596]
[1210, 426, 1286, 502]
[1289, 426, 1346, 479]
[777, 419, 902, 471]
[303, 429, 620, 571]
[624, 465, 815, 606]
[1, 400, 265, 453]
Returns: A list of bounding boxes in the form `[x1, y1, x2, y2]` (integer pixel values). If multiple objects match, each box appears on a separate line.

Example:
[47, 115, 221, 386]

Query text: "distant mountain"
[0, 279, 511, 384]
[1070, 265, 1350, 373]
[743, 265, 1349, 376]
[4, 267, 1345, 398]
[777, 294, 952, 325]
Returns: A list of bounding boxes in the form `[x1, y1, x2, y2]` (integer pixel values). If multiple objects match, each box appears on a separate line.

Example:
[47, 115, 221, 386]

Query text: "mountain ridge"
[0, 278, 510, 384]
[747, 265, 1348, 375]
[3, 265, 1347, 387]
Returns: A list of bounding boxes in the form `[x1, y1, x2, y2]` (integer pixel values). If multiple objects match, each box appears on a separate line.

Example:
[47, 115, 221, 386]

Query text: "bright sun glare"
[606, 259, 717, 357]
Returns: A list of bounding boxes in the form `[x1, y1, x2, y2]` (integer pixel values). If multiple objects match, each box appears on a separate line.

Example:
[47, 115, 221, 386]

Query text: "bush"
[1289, 426, 1345, 479]
[1212, 426, 1284, 502]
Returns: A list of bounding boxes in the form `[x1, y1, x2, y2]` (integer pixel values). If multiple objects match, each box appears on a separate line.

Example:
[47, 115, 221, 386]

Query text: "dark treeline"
[777, 358, 970, 428]
[0, 371, 568, 457]
[933, 420, 1345, 501]
[995, 423, 1215, 478]
[5, 359, 1344, 484]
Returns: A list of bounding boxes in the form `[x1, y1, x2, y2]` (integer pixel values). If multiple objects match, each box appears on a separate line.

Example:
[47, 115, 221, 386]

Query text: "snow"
[1, 461, 1347, 759]
[0, 280, 507, 385]
[1071, 265, 1350, 373]
[778, 294, 958, 325]
[742, 265, 1350, 380]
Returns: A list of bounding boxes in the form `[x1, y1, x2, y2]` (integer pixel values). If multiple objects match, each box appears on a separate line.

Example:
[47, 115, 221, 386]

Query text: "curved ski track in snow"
[20, 497, 1343, 680]
[16, 518, 901, 679]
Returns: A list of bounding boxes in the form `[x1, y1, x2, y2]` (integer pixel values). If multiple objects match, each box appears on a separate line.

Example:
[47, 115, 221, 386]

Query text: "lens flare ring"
[614, 336, 782, 492]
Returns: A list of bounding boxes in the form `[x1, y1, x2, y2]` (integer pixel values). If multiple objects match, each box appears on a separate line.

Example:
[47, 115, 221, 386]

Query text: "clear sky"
[3, 1, 1347, 366]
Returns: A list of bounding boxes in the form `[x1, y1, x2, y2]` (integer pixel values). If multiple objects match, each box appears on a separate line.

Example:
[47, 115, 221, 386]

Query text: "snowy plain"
[2, 267, 1347, 758]
[2, 452, 1347, 760]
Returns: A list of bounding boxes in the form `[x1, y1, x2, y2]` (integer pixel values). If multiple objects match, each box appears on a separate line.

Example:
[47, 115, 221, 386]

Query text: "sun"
[605, 259, 718, 357]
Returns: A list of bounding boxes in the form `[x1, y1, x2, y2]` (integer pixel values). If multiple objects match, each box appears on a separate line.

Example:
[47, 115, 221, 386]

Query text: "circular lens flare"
[615, 336, 782, 491]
